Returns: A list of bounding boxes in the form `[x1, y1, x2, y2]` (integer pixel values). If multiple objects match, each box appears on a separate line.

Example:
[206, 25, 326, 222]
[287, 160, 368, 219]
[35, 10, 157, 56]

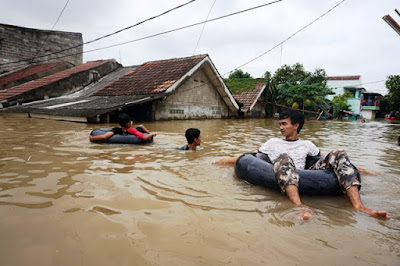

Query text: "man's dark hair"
[279, 109, 305, 133]
[117, 113, 132, 127]
[185, 128, 200, 144]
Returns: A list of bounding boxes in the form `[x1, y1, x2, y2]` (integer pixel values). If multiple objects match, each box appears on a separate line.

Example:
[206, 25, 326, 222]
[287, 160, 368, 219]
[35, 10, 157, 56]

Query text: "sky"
[1, 0, 399, 95]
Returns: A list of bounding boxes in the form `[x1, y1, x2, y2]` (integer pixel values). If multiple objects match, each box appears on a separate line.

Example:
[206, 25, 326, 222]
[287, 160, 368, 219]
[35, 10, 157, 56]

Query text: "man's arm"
[214, 156, 240, 165]
[89, 132, 114, 142]
[142, 132, 157, 140]
[214, 150, 258, 165]
[127, 128, 156, 140]
[137, 125, 150, 133]
[357, 167, 378, 176]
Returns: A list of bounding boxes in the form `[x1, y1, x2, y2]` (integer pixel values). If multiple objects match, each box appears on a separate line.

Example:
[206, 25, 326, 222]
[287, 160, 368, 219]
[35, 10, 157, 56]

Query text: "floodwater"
[0, 113, 399, 266]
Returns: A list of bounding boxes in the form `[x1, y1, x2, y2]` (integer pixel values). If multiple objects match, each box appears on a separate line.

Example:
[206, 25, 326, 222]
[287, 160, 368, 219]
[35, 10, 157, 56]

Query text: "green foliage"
[263, 71, 272, 81]
[224, 78, 266, 94]
[272, 63, 331, 112]
[228, 69, 253, 79]
[332, 91, 352, 118]
[376, 97, 390, 118]
[272, 63, 307, 85]
[224, 69, 260, 94]
[385, 75, 400, 111]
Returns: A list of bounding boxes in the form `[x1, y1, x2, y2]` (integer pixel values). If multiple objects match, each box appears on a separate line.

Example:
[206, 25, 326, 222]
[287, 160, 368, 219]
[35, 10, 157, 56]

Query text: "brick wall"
[154, 69, 230, 120]
[0, 23, 83, 74]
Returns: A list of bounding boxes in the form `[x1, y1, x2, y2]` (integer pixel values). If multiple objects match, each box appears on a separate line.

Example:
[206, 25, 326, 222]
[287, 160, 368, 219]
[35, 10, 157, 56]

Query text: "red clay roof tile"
[0, 62, 65, 87]
[94, 55, 207, 96]
[326, 75, 361, 80]
[233, 83, 265, 111]
[0, 60, 111, 101]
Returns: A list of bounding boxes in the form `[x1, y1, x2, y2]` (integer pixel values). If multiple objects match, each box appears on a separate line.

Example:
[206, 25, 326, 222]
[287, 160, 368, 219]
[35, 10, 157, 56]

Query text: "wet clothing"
[179, 145, 190, 150]
[272, 150, 361, 194]
[127, 127, 145, 139]
[258, 138, 319, 169]
[258, 138, 361, 194]
[111, 126, 146, 139]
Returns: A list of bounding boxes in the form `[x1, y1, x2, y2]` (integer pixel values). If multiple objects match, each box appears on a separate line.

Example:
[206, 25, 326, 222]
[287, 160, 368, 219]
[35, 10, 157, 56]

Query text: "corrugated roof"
[95, 55, 208, 96]
[5, 95, 162, 118]
[233, 83, 266, 112]
[326, 75, 361, 81]
[0, 60, 112, 101]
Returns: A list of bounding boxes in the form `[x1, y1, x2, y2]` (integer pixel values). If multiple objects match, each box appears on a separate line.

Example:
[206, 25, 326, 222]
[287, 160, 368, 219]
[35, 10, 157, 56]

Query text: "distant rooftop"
[0, 60, 112, 101]
[233, 83, 265, 112]
[95, 54, 208, 96]
[0, 62, 73, 89]
[326, 75, 361, 81]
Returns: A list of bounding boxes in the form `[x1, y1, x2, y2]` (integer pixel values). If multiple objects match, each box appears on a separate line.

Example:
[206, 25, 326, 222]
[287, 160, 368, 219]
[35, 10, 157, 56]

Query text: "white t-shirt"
[258, 138, 319, 170]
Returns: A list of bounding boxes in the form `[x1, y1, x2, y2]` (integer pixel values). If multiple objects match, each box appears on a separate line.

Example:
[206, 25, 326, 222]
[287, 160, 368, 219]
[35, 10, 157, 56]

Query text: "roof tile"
[95, 55, 207, 96]
[0, 62, 66, 88]
[326, 75, 361, 81]
[0, 60, 111, 101]
[233, 83, 265, 111]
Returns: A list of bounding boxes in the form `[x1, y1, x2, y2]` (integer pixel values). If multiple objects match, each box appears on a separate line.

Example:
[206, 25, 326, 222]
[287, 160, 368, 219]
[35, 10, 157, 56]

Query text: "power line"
[0, 0, 197, 68]
[51, 0, 70, 30]
[223, 0, 346, 77]
[14, 0, 71, 77]
[192, 0, 217, 55]
[358, 80, 386, 86]
[4, 0, 283, 68]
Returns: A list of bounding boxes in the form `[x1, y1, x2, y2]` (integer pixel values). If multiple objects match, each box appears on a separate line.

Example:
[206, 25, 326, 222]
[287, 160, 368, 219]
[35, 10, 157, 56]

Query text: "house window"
[344, 88, 356, 98]
[170, 109, 184, 114]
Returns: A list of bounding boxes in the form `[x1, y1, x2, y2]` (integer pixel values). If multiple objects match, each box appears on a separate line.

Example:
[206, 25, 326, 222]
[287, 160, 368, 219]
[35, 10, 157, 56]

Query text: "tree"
[263, 70, 277, 117]
[228, 69, 253, 79]
[385, 75, 400, 111]
[272, 63, 307, 85]
[271, 63, 331, 113]
[332, 91, 352, 118]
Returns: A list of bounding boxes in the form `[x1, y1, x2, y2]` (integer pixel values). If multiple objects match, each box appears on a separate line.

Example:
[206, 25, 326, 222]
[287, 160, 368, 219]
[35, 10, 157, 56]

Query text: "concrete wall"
[0, 24, 83, 74]
[360, 109, 376, 120]
[247, 100, 265, 118]
[154, 69, 230, 120]
[326, 79, 363, 114]
[326, 79, 362, 101]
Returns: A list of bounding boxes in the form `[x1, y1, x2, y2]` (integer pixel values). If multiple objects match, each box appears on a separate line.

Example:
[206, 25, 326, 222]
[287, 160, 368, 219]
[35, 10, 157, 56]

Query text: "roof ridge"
[143, 54, 208, 65]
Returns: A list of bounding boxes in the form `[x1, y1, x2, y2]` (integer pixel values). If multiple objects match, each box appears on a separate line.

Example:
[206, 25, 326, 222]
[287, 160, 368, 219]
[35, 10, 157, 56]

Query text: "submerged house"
[0, 62, 74, 90]
[326, 75, 364, 118]
[4, 55, 239, 122]
[232, 83, 266, 117]
[360, 91, 382, 120]
[0, 59, 120, 109]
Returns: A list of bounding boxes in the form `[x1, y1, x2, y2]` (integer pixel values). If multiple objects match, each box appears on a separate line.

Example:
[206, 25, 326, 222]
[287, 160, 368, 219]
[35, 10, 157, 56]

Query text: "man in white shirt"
[216, 110, 389, 220]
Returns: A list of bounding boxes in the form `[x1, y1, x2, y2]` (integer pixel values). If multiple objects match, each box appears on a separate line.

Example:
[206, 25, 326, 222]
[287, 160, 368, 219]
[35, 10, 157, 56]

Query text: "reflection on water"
[0, 113, 399, 265]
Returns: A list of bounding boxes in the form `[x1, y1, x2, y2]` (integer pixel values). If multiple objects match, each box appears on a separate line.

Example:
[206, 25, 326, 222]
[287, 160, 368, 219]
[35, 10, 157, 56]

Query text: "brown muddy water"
[0, 113, 399, 265]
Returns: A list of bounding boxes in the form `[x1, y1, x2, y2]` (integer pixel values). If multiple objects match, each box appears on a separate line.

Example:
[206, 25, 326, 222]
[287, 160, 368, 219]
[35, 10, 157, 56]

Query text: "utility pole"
[383, 9, 400, 36]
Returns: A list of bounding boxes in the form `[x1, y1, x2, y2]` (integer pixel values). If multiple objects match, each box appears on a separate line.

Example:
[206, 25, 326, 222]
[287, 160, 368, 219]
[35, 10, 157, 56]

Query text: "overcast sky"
[1, 0, 399, 95]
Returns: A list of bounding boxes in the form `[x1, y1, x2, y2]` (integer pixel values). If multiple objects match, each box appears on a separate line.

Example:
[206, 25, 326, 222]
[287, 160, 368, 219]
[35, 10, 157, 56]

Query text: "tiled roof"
[95, 54, 208, 96]
[0, 62, 66, 88]
[0, 60, 111, 101]
[326, 75, 361, 81]
[233, 83, 265, 111]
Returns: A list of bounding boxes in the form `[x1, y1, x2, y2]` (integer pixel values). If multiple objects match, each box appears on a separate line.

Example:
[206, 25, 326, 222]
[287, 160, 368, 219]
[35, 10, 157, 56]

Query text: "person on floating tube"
[215, 109, 389, 220]
[89, 113, 156, 142]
